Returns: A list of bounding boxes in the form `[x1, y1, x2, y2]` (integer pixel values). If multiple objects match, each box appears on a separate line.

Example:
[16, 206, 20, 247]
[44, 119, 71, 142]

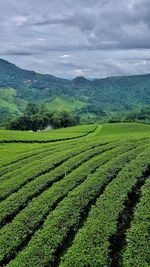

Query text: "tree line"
[7, 103, 80, 131]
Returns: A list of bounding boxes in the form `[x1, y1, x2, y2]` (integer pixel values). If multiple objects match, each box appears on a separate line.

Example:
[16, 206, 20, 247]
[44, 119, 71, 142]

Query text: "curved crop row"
[0, 141, 138, 265]
[0, 143, 47, 167]
[0, 124, 97, 143]
[0, 137, 95, 174]
[0, 142, 115, 226]
[0, 144, 71, 182]
[0, 142, 70, 176]
[59, 146, 150, 267]
[123, 177, 150, 267]
[5, 144, 146, 267]
[0, 138, 94, 183]
[0, 139, 106, 200]
[0, 130, 98, 169]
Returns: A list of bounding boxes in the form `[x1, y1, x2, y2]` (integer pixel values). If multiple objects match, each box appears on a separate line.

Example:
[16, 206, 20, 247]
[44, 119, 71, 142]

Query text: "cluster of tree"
[107, 106, 150, 124]
[123, 106, 150, 123]
[0, 107, 14, 123]
[7, 103, 80, 131]
[78, 105, 107, 117]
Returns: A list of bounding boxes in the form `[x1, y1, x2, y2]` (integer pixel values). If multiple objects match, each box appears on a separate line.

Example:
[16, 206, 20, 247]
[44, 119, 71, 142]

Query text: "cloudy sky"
[0, 0, 150, 78]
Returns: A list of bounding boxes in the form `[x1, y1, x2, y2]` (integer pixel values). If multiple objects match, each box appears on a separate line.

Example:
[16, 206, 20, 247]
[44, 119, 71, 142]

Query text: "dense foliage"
[106, 106, 150, 124]
[6, 103, 80, 131]
[0, 59, 150, 124]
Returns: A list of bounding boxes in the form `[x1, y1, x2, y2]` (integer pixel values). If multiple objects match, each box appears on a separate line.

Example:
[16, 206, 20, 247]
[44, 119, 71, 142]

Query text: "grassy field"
[0, 123, 150, 267]
[0, 124, 97, 142]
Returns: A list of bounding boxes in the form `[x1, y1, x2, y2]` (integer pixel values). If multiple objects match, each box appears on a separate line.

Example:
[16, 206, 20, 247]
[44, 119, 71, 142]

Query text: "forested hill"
[0, 58, 150, 122]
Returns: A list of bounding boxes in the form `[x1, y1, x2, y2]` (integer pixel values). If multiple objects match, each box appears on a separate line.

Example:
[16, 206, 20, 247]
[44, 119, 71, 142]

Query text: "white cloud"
[58, 54, 70, 58]
[74, 69, 86, 76]
[12, 15, 28, 26]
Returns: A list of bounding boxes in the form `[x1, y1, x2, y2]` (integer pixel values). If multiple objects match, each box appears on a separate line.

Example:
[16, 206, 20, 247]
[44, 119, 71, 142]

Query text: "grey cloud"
[27, 0, 150, 51]
[1, 50, 36, 56]
[0, 0, 150, 78]
[30, 12, 96, 33]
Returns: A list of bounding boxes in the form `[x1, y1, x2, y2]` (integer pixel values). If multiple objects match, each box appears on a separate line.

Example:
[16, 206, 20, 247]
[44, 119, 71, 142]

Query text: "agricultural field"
[0, 122, 150, 267]
[0, 124, 97, 142]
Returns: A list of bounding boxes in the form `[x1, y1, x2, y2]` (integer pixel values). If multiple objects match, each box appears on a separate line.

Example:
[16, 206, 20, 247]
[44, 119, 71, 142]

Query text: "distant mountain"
[0, 58, 150, 123]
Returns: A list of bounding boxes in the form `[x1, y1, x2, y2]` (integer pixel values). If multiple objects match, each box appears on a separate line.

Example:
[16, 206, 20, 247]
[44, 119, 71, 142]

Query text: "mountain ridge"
[1, 58, 150, 81]
[0, 58, 150, 123]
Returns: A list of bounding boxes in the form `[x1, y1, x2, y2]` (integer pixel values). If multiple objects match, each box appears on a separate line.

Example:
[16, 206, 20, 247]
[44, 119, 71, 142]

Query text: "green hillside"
[0, 87, 27, 122]
[0, 58, 150, 123]
[46, 97, 87, 112]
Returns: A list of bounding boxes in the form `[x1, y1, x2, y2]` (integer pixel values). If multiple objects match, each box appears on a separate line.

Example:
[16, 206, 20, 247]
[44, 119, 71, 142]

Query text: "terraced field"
[0, 124, 97, 143]
[0, 123, 150, 267]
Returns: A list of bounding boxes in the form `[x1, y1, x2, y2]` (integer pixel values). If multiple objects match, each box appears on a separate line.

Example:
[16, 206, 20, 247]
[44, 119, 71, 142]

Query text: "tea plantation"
[0, 123, 149, 267]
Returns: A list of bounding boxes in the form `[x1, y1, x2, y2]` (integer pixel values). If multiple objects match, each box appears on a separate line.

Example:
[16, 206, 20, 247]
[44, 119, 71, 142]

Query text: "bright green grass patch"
[0, 123, 150, 143]
[0, 124, 96, 142]
[98, 123, 150, 137]
[46, 97, 87, 112]
[0, 87, 27, 116]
